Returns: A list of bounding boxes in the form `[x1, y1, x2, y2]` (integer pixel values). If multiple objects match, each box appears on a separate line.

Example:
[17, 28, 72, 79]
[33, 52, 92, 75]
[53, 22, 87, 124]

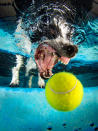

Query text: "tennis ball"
[45, 72, 83, 111]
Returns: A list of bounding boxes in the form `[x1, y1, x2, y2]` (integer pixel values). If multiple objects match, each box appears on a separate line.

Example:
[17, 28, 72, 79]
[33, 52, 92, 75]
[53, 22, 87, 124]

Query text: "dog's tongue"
[60, 56, 70, 64]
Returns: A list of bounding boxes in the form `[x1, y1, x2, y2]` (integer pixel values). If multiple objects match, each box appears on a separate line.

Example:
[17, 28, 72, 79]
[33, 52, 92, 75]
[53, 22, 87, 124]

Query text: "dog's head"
[35, 41, 78, 78]
[33, 5, 78, 78]
[22, 2, 78, 78]
[34, 17, 78, 78]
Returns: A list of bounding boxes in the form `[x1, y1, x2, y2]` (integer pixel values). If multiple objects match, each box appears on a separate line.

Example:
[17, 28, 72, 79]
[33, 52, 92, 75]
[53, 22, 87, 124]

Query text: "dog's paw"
[9, 83, 19, 87]
[38, 78, 45, 88]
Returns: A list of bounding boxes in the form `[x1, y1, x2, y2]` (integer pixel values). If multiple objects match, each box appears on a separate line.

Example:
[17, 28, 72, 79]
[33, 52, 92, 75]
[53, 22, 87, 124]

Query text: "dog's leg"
[25, 57, 37, 88]
[25, 57, 36, 76]
[25, 58, 45, 88]
[10, 55, 23, 87]
[38, 73, 45, 88]
[28, 75, 33, 88]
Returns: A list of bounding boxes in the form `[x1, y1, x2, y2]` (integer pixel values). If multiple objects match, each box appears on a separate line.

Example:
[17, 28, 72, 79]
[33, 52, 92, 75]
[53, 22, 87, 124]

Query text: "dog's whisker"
[62, 5, 71, 12]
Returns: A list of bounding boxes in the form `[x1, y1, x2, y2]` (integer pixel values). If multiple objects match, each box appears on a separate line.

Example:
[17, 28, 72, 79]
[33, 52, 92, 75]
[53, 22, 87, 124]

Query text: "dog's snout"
[66, 45, 75, 54]
[62, 45, 78, 58]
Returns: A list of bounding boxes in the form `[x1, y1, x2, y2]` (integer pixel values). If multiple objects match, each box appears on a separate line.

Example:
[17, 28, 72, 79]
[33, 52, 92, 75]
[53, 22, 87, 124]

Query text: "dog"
[10, 0, 93, 88]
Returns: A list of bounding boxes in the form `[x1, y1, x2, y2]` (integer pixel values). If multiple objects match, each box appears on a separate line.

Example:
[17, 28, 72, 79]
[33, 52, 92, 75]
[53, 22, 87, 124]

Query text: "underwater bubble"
[94, 127, 98, 131]
[47, 127, 52, 130]
[78, 128, 82, 130]
[62, 123, 67, 127]
[74, 129, 78, 131]
[90, 123, 95, 127]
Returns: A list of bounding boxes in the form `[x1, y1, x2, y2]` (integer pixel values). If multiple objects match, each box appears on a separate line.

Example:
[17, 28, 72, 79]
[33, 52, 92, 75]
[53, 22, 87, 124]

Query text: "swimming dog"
[10, 0, 93, 88]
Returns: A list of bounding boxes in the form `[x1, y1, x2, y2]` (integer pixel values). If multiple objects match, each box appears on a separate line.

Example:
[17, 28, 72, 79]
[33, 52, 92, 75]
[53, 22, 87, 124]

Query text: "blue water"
[0, 19, 98, 131]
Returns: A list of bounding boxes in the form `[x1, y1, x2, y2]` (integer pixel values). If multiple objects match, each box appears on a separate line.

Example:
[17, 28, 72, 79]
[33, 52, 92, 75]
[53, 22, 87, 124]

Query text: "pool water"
[0, 18, 98, 131]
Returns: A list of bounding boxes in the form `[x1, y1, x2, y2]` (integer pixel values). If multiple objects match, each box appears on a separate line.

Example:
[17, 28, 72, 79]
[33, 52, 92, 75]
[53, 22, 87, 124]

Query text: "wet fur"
[10, 0, 93, 88]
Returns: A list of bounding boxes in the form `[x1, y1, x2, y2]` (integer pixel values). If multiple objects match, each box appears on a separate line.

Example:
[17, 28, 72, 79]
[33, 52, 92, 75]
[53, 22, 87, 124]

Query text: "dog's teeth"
[52, 52, 56, 56]
[43, 72, 45, 76]
[61, 61, 67, 65]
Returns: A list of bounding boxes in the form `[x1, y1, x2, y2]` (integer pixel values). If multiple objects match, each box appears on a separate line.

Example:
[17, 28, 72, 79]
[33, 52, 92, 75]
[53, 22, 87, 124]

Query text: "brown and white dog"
[10, 0, 93, 88]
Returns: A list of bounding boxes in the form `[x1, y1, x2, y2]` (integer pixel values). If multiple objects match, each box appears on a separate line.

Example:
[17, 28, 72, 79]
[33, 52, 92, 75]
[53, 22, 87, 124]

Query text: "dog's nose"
[63, 45, 78, 58]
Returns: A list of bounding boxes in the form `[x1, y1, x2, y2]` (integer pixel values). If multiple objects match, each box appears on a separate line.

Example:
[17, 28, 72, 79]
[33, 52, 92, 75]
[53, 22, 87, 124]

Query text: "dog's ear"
[71, 0, 93, 12]
[14, 0, 32, 12]
[70, 0, 93, 24]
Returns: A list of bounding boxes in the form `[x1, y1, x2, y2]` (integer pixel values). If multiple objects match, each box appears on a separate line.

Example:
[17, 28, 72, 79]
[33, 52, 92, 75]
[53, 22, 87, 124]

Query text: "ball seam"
[48, 79, 77, 94]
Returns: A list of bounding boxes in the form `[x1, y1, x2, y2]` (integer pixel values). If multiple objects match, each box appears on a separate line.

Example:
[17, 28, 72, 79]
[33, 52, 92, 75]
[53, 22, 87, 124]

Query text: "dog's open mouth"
[35, 43, 70, 78]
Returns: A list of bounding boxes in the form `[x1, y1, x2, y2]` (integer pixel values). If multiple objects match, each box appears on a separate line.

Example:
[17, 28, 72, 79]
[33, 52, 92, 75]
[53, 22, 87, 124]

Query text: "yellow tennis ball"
[45, 72, 83, 111]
